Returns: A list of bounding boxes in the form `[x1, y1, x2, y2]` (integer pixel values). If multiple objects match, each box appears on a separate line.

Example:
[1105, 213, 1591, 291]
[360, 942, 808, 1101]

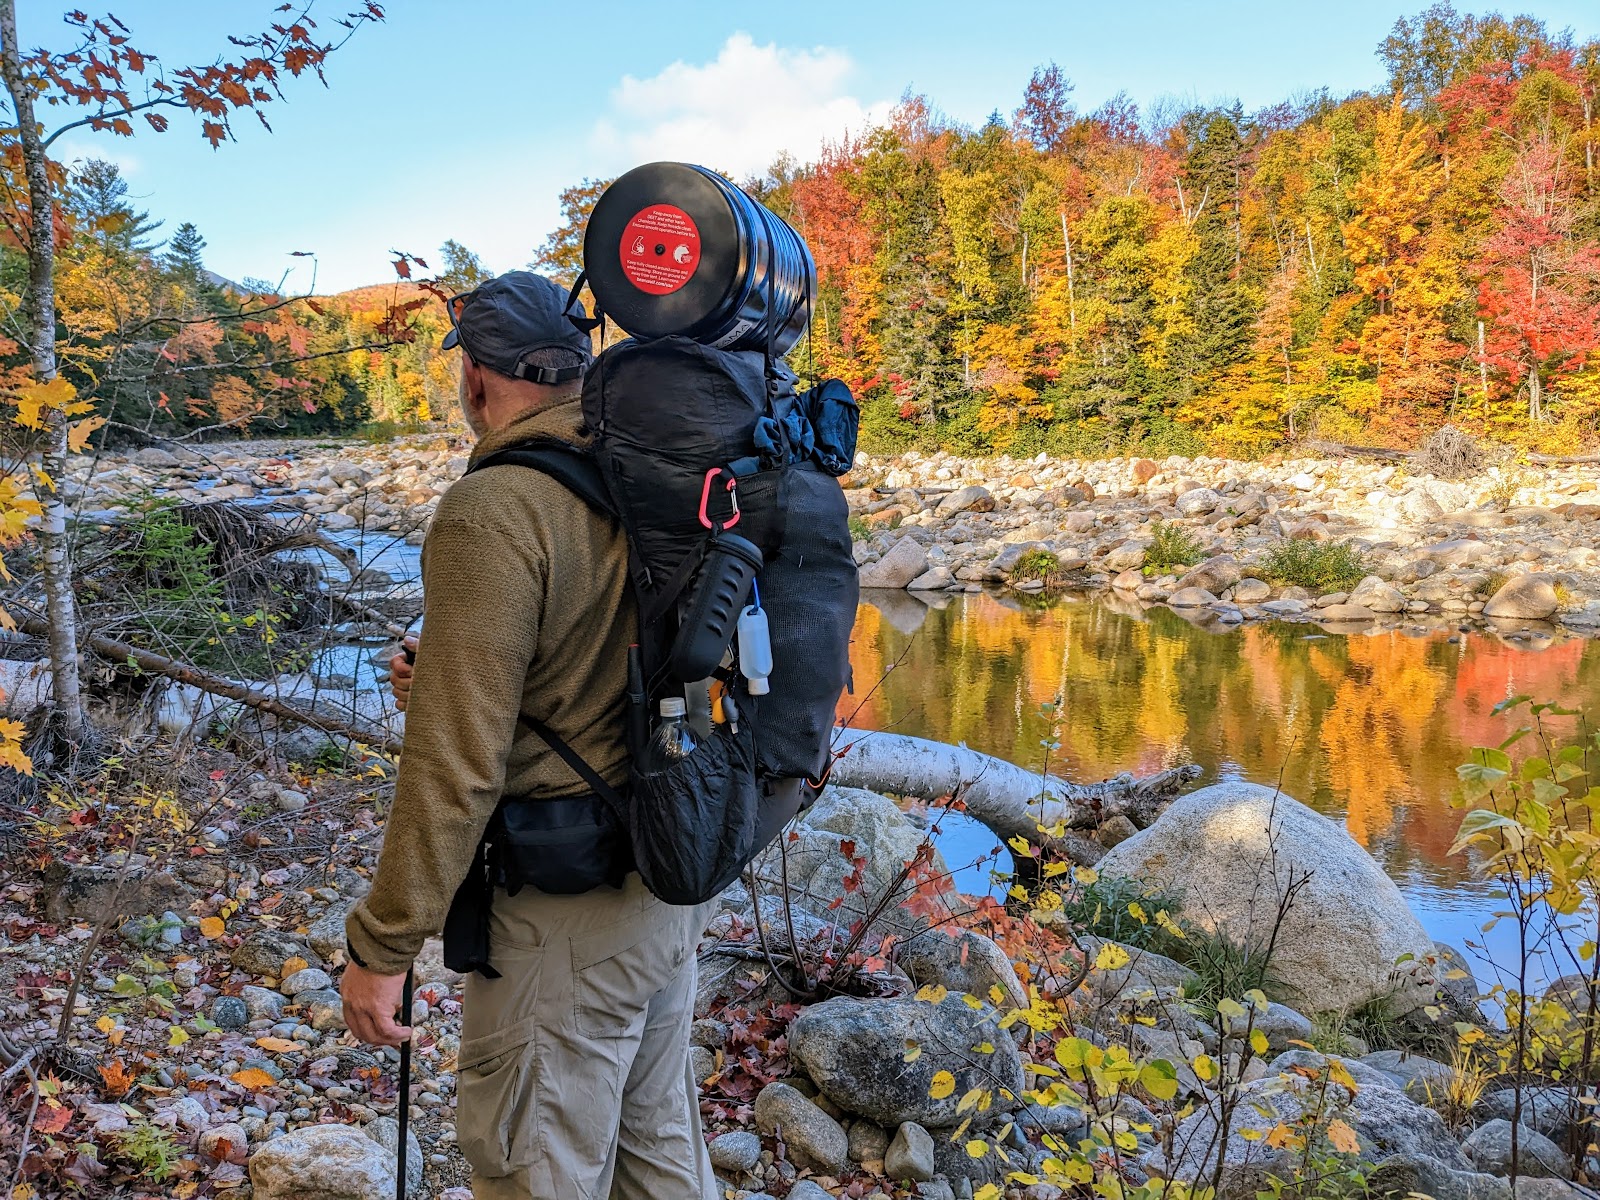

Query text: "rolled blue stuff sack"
[803, 379, 860, 477]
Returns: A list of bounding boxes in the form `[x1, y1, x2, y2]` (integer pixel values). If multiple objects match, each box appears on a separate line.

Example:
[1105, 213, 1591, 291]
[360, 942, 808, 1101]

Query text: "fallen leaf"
[280, 955, 308, 978]
[253, 1037, 301, 1053]
[99, 1060, 133, 1098]
[199, 916, 225, 939]
[230, 1067, 278, 1090]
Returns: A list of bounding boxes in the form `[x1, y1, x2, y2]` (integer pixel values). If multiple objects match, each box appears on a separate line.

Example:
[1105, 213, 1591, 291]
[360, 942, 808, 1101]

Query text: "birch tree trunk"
[831, 728, 1200, 851]
[0, 0, 84, 737]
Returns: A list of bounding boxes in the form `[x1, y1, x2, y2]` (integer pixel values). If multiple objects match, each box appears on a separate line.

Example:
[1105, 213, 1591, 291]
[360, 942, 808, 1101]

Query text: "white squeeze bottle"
[736, 582, 773, 696]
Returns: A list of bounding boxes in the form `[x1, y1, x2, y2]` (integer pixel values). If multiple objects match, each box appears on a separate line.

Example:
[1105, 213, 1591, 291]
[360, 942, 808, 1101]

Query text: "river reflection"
[844, 589, 1593, 974]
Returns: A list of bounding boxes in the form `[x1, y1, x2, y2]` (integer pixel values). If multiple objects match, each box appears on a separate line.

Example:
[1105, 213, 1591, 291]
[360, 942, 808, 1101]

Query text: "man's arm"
[345, 515, 545, 975]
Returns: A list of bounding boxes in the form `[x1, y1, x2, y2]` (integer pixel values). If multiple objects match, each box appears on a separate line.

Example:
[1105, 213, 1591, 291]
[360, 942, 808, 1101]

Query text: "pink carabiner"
[698, 467, 741, 530]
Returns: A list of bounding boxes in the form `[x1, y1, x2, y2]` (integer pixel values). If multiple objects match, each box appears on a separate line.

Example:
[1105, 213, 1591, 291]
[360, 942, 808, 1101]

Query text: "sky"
[20, 0, 1600, 294]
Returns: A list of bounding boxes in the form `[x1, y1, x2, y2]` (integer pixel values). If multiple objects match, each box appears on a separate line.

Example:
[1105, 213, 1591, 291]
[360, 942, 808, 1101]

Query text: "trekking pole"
[396, 966, 414, 1200]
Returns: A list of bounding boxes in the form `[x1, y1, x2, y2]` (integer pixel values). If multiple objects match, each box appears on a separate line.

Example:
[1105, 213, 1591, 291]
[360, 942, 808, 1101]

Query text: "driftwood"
[831, 727, 1200, 859]
[1301, 438, 1410, 462]
[1528, 452, 1600, 466]
[14, 614, 404, 756]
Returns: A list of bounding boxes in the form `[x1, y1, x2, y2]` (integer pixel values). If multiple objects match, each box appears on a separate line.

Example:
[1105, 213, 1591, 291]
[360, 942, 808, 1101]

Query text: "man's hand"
[341, 961, 412, 1047]
[389, 634, 419, 712]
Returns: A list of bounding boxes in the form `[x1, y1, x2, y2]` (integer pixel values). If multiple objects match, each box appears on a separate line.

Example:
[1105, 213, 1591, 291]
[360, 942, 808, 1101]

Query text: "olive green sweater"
[346, 399, 634, 974]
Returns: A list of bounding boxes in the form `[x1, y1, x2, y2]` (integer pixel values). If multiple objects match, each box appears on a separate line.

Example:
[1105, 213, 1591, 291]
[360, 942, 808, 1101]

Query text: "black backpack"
[471, 336, 859, 906]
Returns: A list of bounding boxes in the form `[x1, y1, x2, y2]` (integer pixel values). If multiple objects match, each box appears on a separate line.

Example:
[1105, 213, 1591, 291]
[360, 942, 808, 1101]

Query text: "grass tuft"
[1143, 520, 1204, 576]
[1259, 539, 1368, 593]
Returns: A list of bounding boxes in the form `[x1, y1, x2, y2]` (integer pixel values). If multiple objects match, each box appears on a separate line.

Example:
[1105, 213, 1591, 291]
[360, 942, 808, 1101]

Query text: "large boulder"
[894, 925, 1028, 1013]
[1146, 1075, 1334, 1200]
[249, 1124, 395, 1200]
[1175, 555, 1242, 595]
[753, 1082, 848, 1173]
[935, 485, 994, 517]
[859, 537, 930, 589]
[1350, 1080, 1474, 1168]
[1368, 1154, 1511, 1200]
[1462, 1120, 1571, 1179]
[1485, 574, 1560, 621]
[788, 995, 1025, 1129]
[749, 787, 952, 936]
[1097, 781, 1437, 1014]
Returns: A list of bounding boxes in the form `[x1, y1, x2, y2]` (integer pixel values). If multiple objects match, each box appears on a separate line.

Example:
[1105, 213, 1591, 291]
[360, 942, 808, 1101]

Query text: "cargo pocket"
[456, 1014, 541, 1178]
[572, 907, 684, 1041]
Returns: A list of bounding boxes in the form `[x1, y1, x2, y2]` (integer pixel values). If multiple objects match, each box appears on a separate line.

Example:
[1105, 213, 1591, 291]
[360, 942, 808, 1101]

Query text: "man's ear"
[461, 353, 487, 405]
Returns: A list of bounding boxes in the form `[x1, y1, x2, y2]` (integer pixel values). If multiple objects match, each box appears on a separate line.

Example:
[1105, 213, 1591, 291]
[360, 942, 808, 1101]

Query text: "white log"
[830, 727, 1199, 854]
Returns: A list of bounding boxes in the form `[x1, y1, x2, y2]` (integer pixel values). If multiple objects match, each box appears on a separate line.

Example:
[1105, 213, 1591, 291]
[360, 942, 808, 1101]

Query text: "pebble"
[211, 996, 248, 1030]
[281, 966, 333, 996]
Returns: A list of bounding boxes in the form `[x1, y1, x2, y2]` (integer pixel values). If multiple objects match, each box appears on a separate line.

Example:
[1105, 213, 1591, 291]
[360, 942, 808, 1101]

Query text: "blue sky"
[21, 0, 1598, 293]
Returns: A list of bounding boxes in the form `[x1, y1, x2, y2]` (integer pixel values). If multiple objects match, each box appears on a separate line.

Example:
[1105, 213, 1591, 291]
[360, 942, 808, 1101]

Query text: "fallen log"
[830, 727, 1200, 858]
[1300, 438, 1410, 462]
[14, 615, 404, 756]
[1527, 452, 1600, 466]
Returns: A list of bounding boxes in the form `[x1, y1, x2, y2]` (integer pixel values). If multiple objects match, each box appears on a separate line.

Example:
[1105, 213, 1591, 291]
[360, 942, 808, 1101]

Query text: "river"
[327, 530, 1584, 989]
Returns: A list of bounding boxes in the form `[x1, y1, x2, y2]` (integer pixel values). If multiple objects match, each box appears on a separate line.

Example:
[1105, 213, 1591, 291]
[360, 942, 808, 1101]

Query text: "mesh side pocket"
[629, 721, 760, 905]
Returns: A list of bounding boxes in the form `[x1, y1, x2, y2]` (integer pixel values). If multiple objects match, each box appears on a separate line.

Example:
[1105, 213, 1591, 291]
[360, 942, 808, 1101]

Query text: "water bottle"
[737, 597, 773, 696]
[645, 697, 698, 770]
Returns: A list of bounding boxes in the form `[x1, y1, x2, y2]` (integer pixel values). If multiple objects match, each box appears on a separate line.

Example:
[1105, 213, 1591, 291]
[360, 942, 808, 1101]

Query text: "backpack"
[470, 336, 859, 905]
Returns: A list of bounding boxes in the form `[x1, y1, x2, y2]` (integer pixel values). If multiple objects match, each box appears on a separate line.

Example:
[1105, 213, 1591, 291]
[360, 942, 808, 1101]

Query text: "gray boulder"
[708, 1130, 762, 1174]
[1097, 782, 1437, 1015]
[885, 1120, 936, 1182]
[1168, 587, 1218, 608]
[1486, 575, 1560, 621]
[1176, 555, 1242, 594]
[230, 929, 315, 978]
[859, 537, 930, 589]
[362, 1116, 422, 1198]
[1360, 1049, 1456, 1103]
[1075, 935, 1197, 1001]
[1477, 1087, 1583, 1145]
[1176, 488, 1223, 517]
[1351, 1080, 1474, 1168]
[1462, 1119, 1571, 1179]
[895, 925, 1028, 1014]
[788, 995, 1025, 1129]
[847, 1120, 889, 1167]
[749, 787, 951, 936]
[935, 485, 994, 517]
[753, 1081, 847, 1173]
[1350, 577, 1408, 613]
[1227, 1001, 1314, 1052]
[249, 1123, 394, 1200]
[1368, 1153, 1512, 1200]
[1267, 1049, 1403, 1095]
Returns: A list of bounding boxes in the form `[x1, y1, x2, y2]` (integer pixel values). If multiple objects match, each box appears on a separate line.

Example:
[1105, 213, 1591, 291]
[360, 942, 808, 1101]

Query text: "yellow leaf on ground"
[95, 1015, 116, 1035]
[280, 956, 309, 978]
[231, 1067, 278, 1090]
[254, 1037, 302, 1053]
[199, 916, 225, 939]
[929, 1070, 956, 1100]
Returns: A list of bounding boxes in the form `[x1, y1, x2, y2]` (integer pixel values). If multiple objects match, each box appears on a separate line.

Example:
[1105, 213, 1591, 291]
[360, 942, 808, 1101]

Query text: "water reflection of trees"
[843, 593, 1597, 884]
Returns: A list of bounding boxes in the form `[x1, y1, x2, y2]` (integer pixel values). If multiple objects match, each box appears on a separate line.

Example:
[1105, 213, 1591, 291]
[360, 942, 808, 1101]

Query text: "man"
[341, 272, 717, 1200]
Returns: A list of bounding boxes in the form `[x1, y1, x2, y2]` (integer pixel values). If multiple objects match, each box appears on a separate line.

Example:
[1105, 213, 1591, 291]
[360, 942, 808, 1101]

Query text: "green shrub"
[848, 515, 871, 542]
[1010, 549, 1063, 587]
[1062, 874, 1186, 956]
[1259, 539, 1368, 592]
[1180, 929, 1283, 1013]
[113, 1121, 181, 1182]
[1143, 519, 1203, 576]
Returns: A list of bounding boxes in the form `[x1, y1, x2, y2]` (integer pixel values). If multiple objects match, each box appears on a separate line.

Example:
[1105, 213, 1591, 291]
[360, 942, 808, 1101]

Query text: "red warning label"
[619, 204, 702, 295]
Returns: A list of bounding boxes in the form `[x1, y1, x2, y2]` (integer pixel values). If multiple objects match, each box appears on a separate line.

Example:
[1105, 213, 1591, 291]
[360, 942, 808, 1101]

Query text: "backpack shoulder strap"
[466, 437, 617, 522]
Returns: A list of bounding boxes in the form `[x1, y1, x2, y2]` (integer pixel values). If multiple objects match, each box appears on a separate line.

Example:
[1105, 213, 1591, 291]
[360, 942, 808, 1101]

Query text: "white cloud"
[592, 34, 893, 179]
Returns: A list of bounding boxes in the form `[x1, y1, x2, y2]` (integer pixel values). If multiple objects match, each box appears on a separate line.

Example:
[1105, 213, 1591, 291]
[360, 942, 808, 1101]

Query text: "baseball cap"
[441, 271, 594, 384]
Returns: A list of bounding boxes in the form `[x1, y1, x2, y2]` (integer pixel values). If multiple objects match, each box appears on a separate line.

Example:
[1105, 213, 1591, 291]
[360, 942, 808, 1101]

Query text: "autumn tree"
[0, 2, 384, 740]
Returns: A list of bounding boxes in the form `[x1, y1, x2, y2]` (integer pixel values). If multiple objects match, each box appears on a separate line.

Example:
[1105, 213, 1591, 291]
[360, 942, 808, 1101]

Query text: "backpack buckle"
[698, 467, 741, 532]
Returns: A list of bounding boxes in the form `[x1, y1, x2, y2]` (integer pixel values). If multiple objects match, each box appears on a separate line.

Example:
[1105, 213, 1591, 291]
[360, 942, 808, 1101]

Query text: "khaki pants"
[456, 874, 717, 1200]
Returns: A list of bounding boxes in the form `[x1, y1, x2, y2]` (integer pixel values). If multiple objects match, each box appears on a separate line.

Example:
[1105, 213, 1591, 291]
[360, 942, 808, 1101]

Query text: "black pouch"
[496, 794, 631, 896]
[629, 720, 761, 906]
[802, 378, 860, 477]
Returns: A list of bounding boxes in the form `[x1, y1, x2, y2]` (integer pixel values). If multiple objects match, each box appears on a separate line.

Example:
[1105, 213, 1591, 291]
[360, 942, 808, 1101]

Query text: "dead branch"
[13, 613, 403, 755]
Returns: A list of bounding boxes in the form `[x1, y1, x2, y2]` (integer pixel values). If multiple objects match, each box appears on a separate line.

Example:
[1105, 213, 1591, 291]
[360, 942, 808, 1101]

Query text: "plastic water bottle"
[646, 697, 698, 769]
[737, 603, 773, 696]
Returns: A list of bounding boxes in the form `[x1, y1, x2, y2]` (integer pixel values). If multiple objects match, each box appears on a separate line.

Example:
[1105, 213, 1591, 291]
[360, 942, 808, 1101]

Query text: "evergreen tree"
[69, 158, 162, 256]
[163, 221, 207, 282]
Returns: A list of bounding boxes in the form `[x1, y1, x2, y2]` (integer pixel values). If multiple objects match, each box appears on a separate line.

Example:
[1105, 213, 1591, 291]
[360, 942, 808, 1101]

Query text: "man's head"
[443, 271, 594, 437]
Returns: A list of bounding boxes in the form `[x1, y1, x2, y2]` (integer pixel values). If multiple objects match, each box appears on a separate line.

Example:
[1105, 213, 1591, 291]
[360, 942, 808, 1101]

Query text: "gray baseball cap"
[441, 271, 594, 384]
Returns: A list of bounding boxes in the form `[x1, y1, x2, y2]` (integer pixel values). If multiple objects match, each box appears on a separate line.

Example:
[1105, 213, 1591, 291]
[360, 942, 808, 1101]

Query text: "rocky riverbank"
[51, 434, 1600, 637]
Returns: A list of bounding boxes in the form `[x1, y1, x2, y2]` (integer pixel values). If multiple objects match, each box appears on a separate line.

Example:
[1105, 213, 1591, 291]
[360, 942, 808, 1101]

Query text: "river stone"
[1462, 1120, 1570, 1178]
[1168, 587, 1218, 608]
[248, 1123, 394, 1200]
[231, 929, 313, 978]
[307, 904, 353, 962]
[1176, 488, 1223, 517]
[1485, 574, 1560, 620]
[895, 925, 1028, 1014]
[1227, 1001, 1314, 1052]
[788, 1183, 836, 1200]
[935, 485, 994, 517]
[848, 1119, 889, 1167]
[199, 1122, 250, 1163]
[1104, 541, 1148, 572]
[908, 565, 955, 591]
[1476, 1087, 1581, 1144]
[1435, 941, 1482, 1018]
[750, 786, 951, 936]
[1268, 1049, 1400, 1094]
[1076, 935, 1197, 1000]
[1176, 555, 1241, 594]
[753, 1081, 847, 1173]
[1351, 1079, 1473, 1168]
[708, 1130, 762, 1174]
[240, 985, 288, 1021]
[885, 1120, 936, 1181]
[1360, 1050, 1456, 1102]
[282, 966, 333, 996]
[1097, 781, 1437, 1015]
[788, 994, 1024, 1129]
[1368, 1153, 1511, 1200]
[1317, 602, 1380, 622]
[1113, 568, 1144, 591]
[859, 537, 930, 589]
[212, 995, 248, 1030]
[363, 1116, 422, 1197]
[1350, 577, 1407, 613]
